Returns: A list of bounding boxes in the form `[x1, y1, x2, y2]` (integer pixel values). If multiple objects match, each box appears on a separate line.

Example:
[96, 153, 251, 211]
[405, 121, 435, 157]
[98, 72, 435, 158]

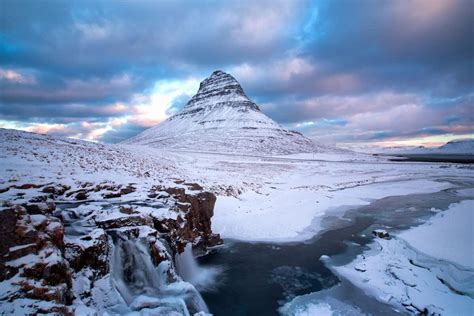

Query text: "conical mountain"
[123, 70, 315, 154]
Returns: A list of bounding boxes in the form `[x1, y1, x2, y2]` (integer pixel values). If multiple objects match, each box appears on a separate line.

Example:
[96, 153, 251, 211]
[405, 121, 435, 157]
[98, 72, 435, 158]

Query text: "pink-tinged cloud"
[26, 124, 70, 135]
[0, 68, 36, 84]
[23, 121, 112, 141]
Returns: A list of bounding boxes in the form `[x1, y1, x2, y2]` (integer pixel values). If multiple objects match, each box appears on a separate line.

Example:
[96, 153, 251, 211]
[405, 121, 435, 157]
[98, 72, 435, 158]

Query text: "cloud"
[0, 0, 472, 146]
[261, 92, 423, 124]
[19, 121, 110, 141]
[98, 122, 147, 143]
[0, 102, 130, 122]
[0, 68, 35, 84]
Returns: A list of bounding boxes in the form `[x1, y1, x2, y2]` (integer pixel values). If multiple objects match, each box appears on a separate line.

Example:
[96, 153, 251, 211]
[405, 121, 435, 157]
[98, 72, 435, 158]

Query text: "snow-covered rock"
[123, 70, 316, 154]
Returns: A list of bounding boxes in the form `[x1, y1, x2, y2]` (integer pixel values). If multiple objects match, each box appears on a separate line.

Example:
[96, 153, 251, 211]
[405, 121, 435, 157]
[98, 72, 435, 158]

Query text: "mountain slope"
[431, 139, 474, 154]
[123, 70, 316, 154]
[403, 139, 474, 155]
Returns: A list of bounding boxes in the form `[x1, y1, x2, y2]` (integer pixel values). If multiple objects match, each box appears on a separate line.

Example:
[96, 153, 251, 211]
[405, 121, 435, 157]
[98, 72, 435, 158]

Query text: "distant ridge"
[123, 70, 316, 154]
[405, 139, 474, 155]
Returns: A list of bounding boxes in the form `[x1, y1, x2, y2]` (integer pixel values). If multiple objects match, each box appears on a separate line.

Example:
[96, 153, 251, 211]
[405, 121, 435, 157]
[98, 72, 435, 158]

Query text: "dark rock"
[29, 195, 48, 203]
[372, 229, 390, 239]
[65, 229, 110, 276]
[0, 207, 23, 281]
[13, 183, 43, 190]
[96, 214, 154, 230]
[184, 183, 203, 191]
[75, 191, 88, 200]
[22, 202, 56, 215]
[103, 192, 122, 199]
[120, 185, 136, 195]
[158, 187, 223, 253]
[42, 184, 71, 196]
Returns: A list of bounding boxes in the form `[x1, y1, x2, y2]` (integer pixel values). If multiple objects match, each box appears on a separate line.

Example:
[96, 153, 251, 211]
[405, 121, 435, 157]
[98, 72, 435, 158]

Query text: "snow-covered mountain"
[123, 70, 316, 154]
[429, 139, 474, 154]
[401, 139, 474, 155]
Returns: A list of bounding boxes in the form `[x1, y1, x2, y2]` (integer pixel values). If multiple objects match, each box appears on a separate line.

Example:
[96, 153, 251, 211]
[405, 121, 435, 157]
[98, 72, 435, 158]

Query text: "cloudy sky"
[0, 0, 472, 147]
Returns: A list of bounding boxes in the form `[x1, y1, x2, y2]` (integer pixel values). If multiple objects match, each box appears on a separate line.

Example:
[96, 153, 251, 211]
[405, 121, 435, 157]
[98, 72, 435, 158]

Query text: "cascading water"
[111, 238, 165, 305]
[175, 244, 201, 284]
[109, 233, 209, 315]
[175, 244, 223, 292]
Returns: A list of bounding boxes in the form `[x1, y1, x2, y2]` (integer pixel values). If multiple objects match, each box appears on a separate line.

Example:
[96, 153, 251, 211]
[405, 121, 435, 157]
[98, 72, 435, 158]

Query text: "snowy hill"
[431, 139, 474, 154]
[123, 70, 316, 154]
[402, 139, 474, 155]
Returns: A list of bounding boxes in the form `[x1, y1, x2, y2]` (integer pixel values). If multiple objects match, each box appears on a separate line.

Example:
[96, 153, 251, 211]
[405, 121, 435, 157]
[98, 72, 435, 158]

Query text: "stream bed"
[198, 182, 473, 315]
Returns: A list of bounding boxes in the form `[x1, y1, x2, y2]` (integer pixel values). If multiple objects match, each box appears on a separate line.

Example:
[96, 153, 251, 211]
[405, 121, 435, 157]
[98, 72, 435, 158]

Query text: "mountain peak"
[203, 69, 235, 84]
[185, 70, 259, 111]
[123, 71, 316, 154]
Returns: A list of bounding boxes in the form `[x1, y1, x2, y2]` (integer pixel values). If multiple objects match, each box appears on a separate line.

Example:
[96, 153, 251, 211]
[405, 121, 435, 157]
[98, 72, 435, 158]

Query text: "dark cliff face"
[160, 186, 222, 254]
[186, 70, 254, 108]
[0, 181, 222, 314]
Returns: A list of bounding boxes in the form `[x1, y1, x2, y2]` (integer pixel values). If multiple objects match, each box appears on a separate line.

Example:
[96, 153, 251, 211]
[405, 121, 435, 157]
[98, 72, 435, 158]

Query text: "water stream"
[57, 201, 210, 315]
[55, 180, 473, 315]
[109, 232, 209, 315]
[199, 184, 474, 315]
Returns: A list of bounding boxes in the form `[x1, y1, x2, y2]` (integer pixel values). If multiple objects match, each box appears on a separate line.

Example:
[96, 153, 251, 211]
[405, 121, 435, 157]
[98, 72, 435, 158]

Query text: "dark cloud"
[98, 123, 147, 143]
[0, 0, 304, 77]
[307, 0, 473, 96]
[0, 102, 129, 121]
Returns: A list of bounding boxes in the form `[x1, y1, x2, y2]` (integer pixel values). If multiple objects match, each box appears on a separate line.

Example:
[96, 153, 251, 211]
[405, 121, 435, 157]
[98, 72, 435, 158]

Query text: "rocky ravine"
[0, 180, 222, 315]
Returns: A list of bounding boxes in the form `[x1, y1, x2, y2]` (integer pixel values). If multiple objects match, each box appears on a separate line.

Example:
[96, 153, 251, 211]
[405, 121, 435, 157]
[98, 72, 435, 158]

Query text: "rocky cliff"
[0, 180, 221, 314]
[0, 128, 222, 314]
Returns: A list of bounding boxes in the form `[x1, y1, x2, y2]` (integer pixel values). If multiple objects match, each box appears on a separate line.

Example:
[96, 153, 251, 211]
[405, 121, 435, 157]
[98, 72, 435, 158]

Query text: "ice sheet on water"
[280, 291, 365, 316]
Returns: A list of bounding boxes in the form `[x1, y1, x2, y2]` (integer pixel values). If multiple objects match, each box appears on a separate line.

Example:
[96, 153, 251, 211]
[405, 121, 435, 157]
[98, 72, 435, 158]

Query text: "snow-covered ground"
[399, 200, 474, 269]
[157, 149, 473, 242]
[2, 127, 474, 315]
[322, 200, 474, 315]
[0, 128, 193, 198]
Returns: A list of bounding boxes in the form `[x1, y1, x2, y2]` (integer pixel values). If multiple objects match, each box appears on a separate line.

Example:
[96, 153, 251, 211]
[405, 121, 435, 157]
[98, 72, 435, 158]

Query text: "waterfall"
[175, 243, 223, 291]
[110, 234, 209, 314]
[175, 244, 201, 284]
[111, 238, 164, 304]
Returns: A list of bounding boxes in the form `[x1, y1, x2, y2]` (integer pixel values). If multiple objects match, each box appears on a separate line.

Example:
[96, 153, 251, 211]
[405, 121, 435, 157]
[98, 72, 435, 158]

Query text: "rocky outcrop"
[0, 203, 73, 314]
[151, 185, 223, 254]
[0, 180, 222, 314]
[372, 229, 390, 239]
[96, 214, 154, 230]
[65, 229, 110, 277]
